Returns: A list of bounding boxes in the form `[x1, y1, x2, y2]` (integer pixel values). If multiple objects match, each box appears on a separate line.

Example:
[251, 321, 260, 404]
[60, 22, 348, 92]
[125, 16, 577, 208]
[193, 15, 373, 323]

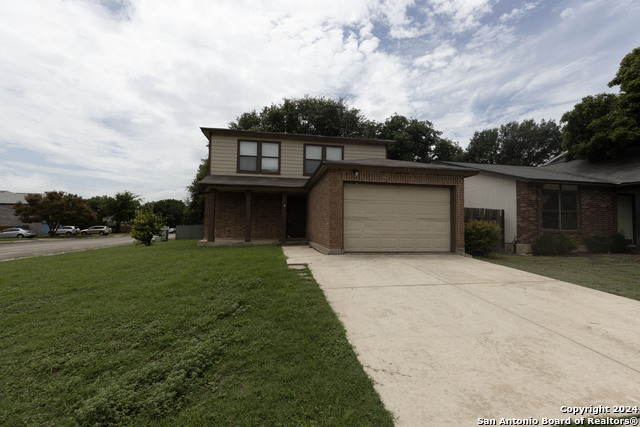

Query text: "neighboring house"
[198, 128, 476, 254]
[437, 149, 640, 254]
[0, 190, 42, 234]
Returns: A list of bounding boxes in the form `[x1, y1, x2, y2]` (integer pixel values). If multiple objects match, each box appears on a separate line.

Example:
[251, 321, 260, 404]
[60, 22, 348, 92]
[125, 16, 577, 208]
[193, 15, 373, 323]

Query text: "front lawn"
[0, 241, 393, 425]
[483, 253, 640, 301]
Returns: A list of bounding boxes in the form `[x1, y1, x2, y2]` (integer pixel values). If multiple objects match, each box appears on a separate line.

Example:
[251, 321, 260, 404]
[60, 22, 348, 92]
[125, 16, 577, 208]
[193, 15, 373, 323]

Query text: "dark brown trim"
[303, 144, 344, 176]
[244, 191, 252, 242]
[201, 127, 393, 146]
[237, 139, 281, 175]
[280, 192, 287, 242]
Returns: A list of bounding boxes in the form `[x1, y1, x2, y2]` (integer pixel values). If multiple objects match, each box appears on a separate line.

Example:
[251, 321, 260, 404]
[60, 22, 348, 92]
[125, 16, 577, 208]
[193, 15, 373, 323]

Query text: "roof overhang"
[199, 175, 307, 192]
[200, 127, 393, 147]
[305, 159, 478, 189]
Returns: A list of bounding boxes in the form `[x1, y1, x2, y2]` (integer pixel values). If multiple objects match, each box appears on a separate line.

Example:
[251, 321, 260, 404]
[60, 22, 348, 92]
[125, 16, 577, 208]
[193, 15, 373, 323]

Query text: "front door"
[286, 196, 307, 239]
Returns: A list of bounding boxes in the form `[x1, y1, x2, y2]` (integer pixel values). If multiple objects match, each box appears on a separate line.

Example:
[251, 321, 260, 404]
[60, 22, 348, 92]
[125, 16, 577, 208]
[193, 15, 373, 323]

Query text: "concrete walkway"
[283, 246, 640, 426]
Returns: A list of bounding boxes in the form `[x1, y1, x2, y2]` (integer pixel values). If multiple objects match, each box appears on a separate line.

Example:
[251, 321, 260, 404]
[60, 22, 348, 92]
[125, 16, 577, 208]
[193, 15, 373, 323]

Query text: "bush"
[464, 219, 502, 256]
[131, 207, 164, 246]
[531, 233, 578, 256]
[585, 232, 629, 253]
[609, 232, 629, 253]
[584, 234, 610, 253]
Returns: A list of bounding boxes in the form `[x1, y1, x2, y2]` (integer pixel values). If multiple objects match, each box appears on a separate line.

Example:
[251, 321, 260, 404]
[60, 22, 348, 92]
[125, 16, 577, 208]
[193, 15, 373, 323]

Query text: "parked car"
[0, 227, 37, 239]
[54, 226, 78, 236]
[80, 225, 112, 235]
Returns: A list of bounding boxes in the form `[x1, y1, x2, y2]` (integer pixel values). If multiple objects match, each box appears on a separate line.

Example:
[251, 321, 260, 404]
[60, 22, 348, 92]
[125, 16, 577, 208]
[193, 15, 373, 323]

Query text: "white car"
[54, 226, 78, 236]
[0, 227, 37, 238]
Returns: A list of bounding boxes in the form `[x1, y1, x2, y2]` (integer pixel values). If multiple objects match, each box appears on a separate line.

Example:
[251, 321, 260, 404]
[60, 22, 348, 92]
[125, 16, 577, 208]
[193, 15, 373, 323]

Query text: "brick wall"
[516, 182, 617, 245]
[579, 187, 617, 239]
[307, 168, 467, 253]
[209, 191, 282, 240]
[516, 181, 540, 244]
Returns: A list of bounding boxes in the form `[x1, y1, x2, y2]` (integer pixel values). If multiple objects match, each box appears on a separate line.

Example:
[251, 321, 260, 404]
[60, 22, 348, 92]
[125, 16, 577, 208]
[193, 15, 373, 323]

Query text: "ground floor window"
[542, 184, 578, 230]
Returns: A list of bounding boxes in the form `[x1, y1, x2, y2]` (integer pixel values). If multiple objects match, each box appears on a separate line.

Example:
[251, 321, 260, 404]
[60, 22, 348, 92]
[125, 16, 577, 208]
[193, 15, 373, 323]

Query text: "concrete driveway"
[283, 246, 640, 426]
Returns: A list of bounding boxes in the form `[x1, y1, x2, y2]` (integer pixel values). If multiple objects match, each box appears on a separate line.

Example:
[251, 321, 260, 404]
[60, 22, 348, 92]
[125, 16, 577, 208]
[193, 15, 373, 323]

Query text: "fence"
[176, 224, 204, 240]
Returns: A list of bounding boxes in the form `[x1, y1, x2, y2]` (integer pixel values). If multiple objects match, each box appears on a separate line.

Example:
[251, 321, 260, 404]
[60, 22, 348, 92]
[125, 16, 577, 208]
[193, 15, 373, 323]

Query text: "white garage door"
[343, 184, 451, 252]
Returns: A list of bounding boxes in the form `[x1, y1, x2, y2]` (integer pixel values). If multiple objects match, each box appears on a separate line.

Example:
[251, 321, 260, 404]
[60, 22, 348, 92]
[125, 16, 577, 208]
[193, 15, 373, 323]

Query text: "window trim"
[303, 144, 344, 176]
[237, 139, 281, 175]
[541, 184, 579, 231]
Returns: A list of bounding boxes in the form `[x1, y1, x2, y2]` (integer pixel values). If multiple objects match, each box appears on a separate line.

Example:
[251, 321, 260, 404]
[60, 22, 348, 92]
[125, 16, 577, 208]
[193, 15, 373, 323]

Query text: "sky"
[1, 0, 638, 203]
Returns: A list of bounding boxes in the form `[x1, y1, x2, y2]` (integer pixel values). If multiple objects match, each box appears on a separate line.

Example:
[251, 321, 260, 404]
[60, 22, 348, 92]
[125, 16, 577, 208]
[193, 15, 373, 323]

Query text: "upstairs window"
[238, 140, 280, 174]
[304, 144, 343, 175]
[542, 184, 578, 230]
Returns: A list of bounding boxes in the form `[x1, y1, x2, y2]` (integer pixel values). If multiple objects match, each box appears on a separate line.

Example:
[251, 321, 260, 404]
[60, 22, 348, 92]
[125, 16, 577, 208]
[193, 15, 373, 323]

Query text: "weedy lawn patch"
[0, 241, 393, 426]
[483, 253, 640, 301]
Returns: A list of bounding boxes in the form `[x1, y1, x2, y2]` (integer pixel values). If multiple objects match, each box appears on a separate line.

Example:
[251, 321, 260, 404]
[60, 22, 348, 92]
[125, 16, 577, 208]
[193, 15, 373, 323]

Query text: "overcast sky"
[1, 0, 638, 203]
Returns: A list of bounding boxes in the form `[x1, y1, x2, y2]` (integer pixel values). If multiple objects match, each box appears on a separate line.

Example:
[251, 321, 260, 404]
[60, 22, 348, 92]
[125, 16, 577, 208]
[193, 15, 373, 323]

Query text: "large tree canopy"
[13, 191, 97, 235]
[562, 47, 640, 160]
[464, 119, 562, 166]
[229, 96, 375, 138]
[229, 96, 463, 163]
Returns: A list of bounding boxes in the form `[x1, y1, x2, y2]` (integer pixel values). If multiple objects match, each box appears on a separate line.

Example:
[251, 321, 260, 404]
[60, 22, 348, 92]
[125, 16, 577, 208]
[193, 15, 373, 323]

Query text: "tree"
[380, 114, 463, 162]
[561, 94, 619, 160]
[131, 207, 164, 246]
[229, 95, 374, 138]
[464, 128, 500, 164]
[184, 158, 208, 225]
[13, 191, 97, 235]
[145, 199, 185, 227]
[562, 47, 640, 160]
[107, 191, 141, 232]
[464, 119, 562, 166]
[86, 195, 113, 222]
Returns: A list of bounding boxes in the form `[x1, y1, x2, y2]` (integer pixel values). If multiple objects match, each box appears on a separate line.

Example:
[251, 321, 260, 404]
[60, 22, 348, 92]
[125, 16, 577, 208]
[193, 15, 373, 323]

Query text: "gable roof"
[0, 191, 30, 204]
[435, 162, 610, 185]
[540, 148, 640, 186]
[438, 149, 640, 187]
[200, 127, 393, 146]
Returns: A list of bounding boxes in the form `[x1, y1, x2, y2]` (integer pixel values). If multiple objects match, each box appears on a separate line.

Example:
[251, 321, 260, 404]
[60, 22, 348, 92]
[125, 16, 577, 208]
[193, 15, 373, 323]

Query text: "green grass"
[482, 253, 640, 301]
[0, 241, 393, 426]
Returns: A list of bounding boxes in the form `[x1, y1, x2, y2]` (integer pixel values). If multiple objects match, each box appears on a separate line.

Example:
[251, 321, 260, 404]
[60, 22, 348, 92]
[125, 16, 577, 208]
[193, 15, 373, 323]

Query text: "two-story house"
[198, 128, 476, 254]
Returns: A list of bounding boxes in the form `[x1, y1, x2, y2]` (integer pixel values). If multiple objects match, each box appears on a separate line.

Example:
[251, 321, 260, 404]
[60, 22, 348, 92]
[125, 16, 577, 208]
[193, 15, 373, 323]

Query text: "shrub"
[586, 232, 629, 253]
[464, 219, 502, 256]
[531, 233, 578, 256]
[584, 234, 610, 253]
[131, 207, 164, 246]
[609, 232, 629, 253]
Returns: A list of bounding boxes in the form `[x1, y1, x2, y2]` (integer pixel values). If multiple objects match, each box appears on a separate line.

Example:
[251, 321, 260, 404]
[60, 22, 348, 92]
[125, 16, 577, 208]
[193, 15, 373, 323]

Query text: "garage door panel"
[344, 184, 450, 252]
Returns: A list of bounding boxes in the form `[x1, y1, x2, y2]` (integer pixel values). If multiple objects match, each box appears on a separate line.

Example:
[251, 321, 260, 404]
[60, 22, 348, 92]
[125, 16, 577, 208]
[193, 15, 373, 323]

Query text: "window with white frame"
[238, 140, 280, 174]
[304, 145, 343, 175]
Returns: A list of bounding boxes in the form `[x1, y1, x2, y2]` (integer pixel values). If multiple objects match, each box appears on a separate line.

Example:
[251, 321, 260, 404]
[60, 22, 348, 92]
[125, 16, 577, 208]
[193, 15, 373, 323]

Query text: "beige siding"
[209, 135, 386, 178]
[464, 174, 517, 244]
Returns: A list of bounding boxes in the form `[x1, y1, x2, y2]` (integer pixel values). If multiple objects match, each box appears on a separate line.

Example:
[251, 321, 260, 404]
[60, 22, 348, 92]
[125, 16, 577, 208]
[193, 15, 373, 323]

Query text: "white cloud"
[0, 0, 639, 201]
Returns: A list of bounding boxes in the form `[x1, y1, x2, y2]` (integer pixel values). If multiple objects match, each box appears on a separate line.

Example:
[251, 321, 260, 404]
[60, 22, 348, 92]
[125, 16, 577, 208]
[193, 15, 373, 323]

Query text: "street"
[0, 235, 136, 262]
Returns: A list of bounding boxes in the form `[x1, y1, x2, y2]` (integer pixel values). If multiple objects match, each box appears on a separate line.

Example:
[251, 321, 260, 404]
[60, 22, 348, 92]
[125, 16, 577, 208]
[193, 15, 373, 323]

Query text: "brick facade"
[307, 167, 466, 254]
[516, 182, 617, 245]
[205, 191, 283, 240]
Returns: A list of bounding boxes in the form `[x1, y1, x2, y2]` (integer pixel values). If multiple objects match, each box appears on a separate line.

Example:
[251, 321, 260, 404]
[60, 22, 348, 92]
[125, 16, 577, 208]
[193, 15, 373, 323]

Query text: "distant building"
[0, 190, 43, 234]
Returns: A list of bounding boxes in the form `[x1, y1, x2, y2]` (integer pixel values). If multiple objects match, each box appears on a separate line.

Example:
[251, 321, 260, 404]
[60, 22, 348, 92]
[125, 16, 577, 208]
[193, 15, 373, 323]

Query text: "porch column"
[280, 192, 288, 242]
[205, 189, 216, 242]
[245, 190, 252, 242]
